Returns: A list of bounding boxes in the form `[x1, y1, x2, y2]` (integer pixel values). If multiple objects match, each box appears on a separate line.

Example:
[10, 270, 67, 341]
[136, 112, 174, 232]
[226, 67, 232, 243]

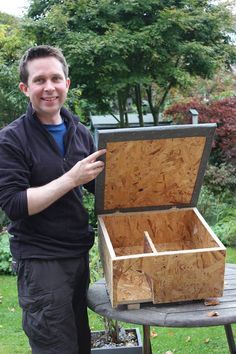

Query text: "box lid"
[95, 124, 216, 214]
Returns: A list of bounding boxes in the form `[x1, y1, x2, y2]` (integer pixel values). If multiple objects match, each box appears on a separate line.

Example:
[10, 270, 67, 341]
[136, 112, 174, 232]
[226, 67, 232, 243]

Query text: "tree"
[25, 0, 236, 126]
[0, 12, 34, 126]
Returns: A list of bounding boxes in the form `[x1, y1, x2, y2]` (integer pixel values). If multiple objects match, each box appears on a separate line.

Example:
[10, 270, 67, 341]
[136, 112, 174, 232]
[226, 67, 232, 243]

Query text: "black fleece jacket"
[0, 104, 96, 259]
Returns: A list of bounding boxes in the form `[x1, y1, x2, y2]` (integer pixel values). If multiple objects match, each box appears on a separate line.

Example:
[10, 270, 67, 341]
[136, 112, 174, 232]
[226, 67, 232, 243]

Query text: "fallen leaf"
[151, 330, 158, 338]
[204, 298, 220, 306]
[204, 338, 210, 344]
[0, 325, 3, 329]
[207, 311, 219, 317]
[186, 336, 191, 342]
[167, 330, 174, 336]
[165, 351, 174, 354]
[8, 307, 16, 313]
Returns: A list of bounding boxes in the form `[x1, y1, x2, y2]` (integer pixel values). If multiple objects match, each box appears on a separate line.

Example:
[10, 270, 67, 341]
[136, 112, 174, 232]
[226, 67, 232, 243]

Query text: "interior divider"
[144, 231, 158, 254]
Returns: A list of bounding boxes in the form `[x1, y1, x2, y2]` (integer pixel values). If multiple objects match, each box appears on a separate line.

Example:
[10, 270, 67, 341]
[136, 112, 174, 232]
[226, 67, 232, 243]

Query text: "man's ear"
[66, 78, 71, 91]
[19, 82, 29, 97]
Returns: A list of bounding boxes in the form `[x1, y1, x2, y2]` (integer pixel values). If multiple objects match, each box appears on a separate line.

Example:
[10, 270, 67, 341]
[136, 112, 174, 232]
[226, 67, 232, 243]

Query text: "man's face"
[19, 57, 70, 123]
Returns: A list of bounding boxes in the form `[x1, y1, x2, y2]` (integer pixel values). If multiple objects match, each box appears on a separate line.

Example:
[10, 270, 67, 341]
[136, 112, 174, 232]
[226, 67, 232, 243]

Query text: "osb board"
[112, 257, 153, 306]
[96, 124, 216, 214]
[104, 136, 205, 210]
[97, 221, 114, 299]
[110, 249, 225, 307]
[101, 209, 221, 253]
[98, 207, 225, 306]
[143, 250, 226, 304]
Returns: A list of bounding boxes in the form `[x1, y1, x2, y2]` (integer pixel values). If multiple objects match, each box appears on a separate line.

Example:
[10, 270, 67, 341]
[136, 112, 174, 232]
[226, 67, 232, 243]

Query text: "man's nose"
[44, 80, 55, 91]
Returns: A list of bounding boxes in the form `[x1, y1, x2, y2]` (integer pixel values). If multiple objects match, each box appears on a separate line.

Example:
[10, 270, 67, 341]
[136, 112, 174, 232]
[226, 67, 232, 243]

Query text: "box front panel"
[143, 250, 226, 304]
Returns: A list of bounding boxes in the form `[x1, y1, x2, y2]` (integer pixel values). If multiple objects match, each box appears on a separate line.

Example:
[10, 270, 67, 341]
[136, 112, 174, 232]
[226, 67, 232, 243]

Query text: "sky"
[0, 0, 29, 17]
[0, 0, 235, 17]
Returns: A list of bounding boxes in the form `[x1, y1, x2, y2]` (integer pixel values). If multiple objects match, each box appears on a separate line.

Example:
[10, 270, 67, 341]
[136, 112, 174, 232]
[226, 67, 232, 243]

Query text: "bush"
[0, 232, 12, 275]
[164, 97, 236, 164]
[83, 189, 97, 229]
[198, 186, 227, 225]
[198, 185, 236, 246]
[213, 209, 236, 246]
[0, 209, 9, 232]
[89, 235, 103, 283]
[204, 163, 236, 195]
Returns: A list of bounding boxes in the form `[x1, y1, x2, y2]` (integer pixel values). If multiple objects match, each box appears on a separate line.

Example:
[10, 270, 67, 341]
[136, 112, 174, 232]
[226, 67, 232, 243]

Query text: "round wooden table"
[87, 264, 236, 354]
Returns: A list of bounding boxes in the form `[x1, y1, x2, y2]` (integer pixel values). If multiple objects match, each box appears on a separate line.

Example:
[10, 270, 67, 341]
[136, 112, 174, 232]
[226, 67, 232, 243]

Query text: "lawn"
[0, 247, 236, 354]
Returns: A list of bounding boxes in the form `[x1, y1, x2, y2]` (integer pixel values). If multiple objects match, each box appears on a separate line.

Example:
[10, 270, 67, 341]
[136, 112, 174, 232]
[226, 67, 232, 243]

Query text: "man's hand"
[27, 149, 106, 215]
[67, 149, 106, 187]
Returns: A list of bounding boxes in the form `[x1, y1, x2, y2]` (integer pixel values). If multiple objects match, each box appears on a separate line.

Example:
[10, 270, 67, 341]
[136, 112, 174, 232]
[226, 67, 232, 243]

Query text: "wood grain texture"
[101, 209, 221, 252]
[103, 137, 206, 210]
[97, 221, 114, 303]
[98, 208, 225, 307]
[112, 256, 153, 306]
[143, 250, 225, 304]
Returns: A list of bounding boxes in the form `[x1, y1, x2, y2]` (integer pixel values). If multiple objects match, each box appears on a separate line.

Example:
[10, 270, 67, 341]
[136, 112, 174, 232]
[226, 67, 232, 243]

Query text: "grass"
[0, 248, 236, 354]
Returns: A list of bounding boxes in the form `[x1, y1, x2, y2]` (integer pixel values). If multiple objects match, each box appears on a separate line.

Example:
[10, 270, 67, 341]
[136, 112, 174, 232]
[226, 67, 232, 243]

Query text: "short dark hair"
[19, 45, 69, 84]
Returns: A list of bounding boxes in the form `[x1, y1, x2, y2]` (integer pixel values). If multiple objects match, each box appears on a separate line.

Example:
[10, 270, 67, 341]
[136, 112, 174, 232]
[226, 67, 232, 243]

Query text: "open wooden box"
[95, 124, 226, 308]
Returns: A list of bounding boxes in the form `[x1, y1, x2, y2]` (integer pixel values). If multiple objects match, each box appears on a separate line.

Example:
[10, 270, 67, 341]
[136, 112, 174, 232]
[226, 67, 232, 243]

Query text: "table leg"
[224, 324, 236, 354]
[143, 325, 152, 354]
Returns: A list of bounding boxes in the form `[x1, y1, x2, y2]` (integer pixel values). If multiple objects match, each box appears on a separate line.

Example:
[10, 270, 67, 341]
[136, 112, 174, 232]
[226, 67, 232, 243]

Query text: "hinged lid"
[95, 124, 216, 215]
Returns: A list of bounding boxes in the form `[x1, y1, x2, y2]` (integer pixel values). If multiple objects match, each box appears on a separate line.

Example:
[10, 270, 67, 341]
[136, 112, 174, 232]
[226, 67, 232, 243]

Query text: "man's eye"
[53, 76, 62, 82]
[35, 78, 44, 83]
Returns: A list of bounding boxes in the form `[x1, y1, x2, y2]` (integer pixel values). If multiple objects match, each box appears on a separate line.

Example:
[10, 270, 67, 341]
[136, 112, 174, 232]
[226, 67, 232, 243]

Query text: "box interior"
[101, 209, 219, 257]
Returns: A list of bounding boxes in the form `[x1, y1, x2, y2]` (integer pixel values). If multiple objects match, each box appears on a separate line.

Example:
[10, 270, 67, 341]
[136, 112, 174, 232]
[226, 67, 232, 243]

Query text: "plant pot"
[91, 328, 143, 353]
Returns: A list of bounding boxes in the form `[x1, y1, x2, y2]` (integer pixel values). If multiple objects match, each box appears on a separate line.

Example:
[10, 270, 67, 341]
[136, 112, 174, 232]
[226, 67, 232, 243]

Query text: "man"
[0, 45, 106, 354]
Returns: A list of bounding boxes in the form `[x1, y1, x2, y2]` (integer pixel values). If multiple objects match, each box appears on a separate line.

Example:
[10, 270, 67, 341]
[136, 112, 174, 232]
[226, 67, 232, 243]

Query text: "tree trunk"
[124, 111, 129, 127]
[117, 91, 125, 127]
[135, 84, 144, 127]
[146, 86, 159, 125]
[158, 81, 173, 111]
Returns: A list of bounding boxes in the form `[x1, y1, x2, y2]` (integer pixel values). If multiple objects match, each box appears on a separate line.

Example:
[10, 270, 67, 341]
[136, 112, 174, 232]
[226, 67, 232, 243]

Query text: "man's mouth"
[41, 96, 58, 101]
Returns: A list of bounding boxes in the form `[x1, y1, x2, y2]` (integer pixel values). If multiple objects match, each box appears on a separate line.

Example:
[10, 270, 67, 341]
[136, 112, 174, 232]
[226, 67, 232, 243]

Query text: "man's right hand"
[67, 149, 106, 187]
[27, 149, 106, 216]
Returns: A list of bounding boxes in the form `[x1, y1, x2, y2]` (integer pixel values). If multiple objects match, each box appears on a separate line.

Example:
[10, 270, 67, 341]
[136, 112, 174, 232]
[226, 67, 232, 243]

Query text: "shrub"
[0, 232, 12, 275]
[83, 189, 97, 229]
[89, 235, 103, 283]
[198, 186, 227, 226]
[213, 208, 236, 246]
[0, 209, 9, 232]
[198, 185, 236, 246]
[164, 97, 236, 164]
[204, 163, 236, 195]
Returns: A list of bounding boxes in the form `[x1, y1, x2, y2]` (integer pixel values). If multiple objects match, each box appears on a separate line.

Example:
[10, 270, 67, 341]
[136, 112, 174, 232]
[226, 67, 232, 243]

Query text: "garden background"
[0, 1, 236, 353]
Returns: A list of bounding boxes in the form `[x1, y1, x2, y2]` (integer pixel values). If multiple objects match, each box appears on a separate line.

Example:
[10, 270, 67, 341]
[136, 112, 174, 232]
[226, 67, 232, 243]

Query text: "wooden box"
[95, 124, 226, 308]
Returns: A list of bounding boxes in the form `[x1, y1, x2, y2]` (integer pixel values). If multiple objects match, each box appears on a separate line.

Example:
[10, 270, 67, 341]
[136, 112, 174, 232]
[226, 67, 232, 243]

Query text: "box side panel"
[143, 250, 225, 304]
[193, 208, 226, 249]
[113, 256, 153, 306]
[98, 221, 113, 303]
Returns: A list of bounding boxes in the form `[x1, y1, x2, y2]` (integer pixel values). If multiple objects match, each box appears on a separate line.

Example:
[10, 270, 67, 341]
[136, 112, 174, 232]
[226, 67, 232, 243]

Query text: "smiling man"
[0, 45, 106, 354]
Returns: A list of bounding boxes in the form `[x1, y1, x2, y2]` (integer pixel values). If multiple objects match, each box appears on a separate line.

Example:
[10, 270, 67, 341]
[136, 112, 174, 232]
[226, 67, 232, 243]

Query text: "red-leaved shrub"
[164, 97, 236, 164]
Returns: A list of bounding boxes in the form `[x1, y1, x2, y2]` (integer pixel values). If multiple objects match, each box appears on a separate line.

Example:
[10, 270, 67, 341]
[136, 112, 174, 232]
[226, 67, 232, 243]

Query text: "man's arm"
[27, 149, 106, 215]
